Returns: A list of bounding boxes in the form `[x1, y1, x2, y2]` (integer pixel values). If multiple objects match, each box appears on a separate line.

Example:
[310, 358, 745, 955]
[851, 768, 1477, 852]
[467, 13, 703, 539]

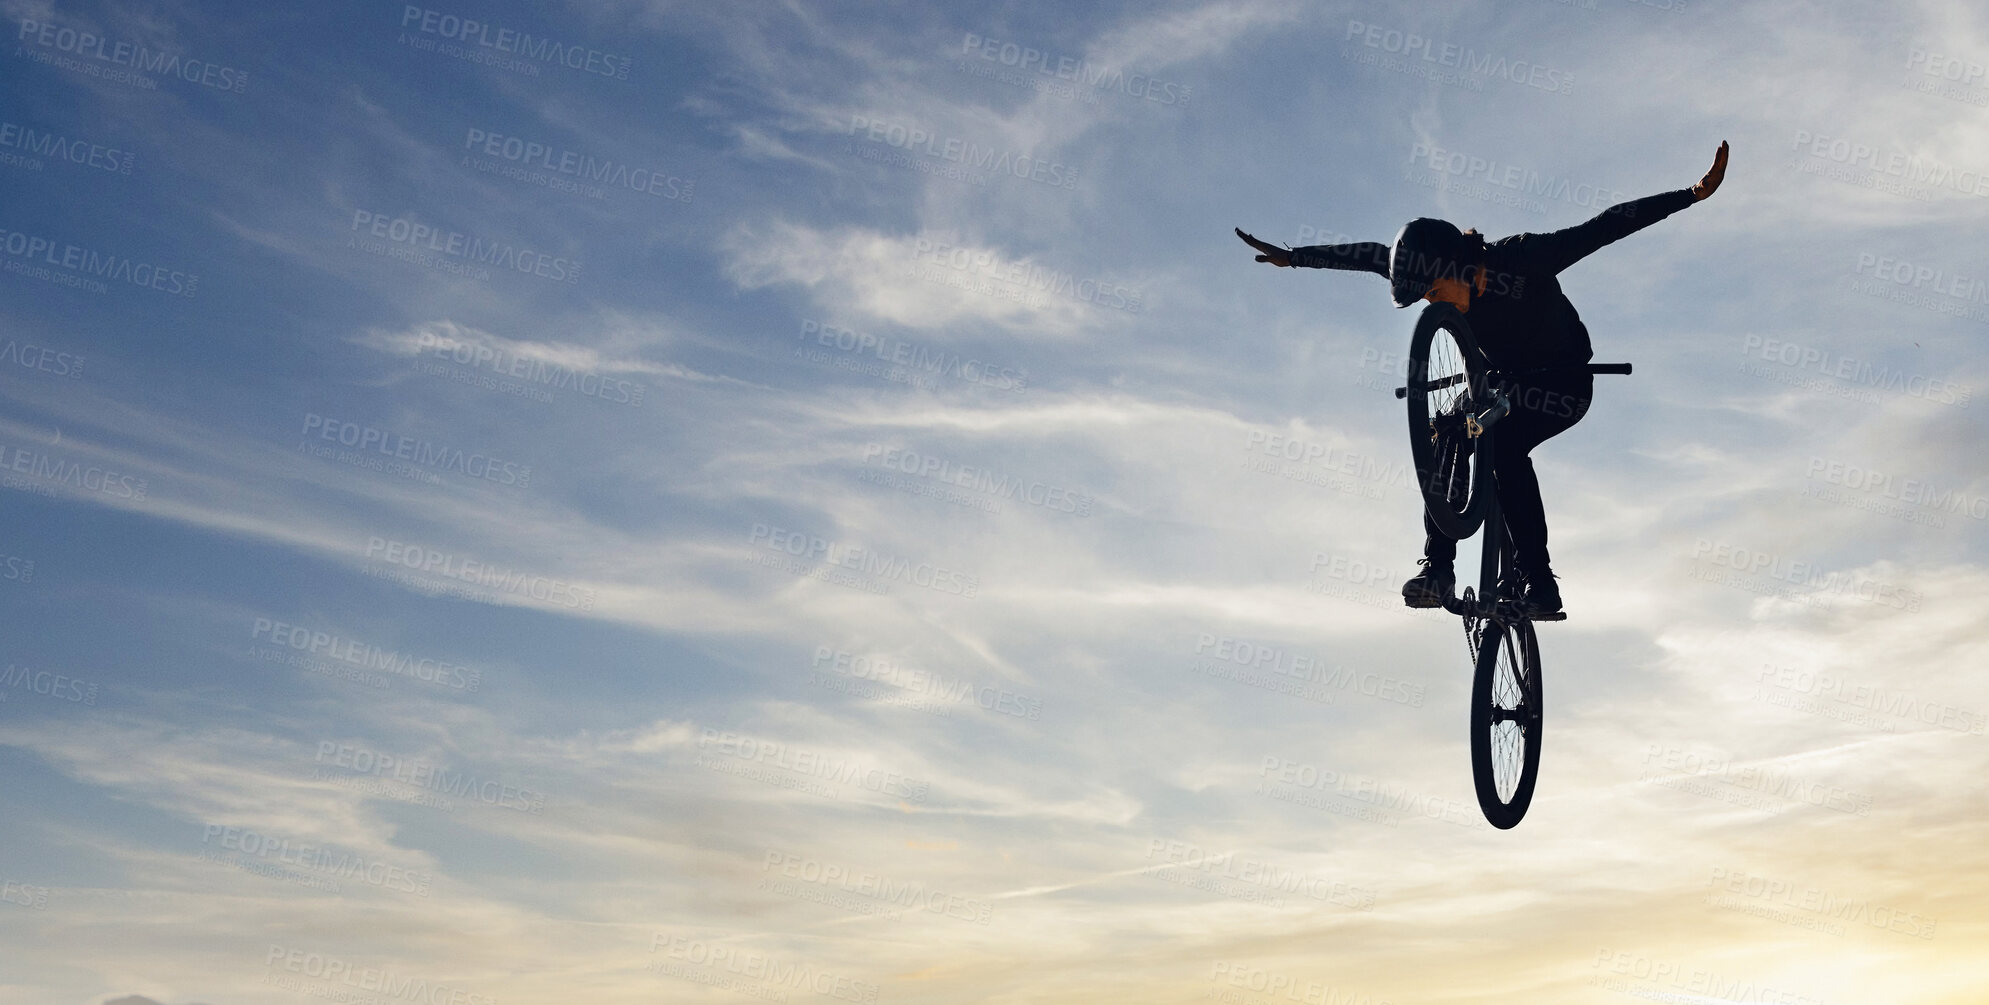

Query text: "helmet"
[1389, 218, 1472, 308]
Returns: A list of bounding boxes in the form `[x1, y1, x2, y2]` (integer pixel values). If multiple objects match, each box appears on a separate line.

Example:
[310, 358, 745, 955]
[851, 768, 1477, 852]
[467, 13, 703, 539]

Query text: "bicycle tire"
[1469, 617, 1542, 829]
[1405, 304, 1494, 540]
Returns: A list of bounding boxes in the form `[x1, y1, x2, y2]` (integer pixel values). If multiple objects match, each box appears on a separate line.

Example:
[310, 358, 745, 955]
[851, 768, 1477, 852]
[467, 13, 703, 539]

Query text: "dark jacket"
[1288, 188, 1697, 371]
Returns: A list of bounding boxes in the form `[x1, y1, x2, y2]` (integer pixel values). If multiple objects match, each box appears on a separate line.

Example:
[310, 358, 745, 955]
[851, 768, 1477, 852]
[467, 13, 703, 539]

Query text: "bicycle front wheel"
[1469, 618, 1542, 829]
[1405, 304, 1493, 540]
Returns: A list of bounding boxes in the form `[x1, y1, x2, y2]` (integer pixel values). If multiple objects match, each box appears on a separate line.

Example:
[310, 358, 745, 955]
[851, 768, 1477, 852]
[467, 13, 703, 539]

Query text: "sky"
[1, 0, 1987, 1002]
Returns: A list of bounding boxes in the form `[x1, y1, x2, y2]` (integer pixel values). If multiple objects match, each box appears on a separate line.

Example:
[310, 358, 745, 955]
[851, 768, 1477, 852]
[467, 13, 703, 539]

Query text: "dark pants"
[1424, 373, 1592, 578]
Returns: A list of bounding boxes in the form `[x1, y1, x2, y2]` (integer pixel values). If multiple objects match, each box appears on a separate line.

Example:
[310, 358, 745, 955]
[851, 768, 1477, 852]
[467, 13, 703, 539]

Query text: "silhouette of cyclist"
[1237, 142, 1728, 615]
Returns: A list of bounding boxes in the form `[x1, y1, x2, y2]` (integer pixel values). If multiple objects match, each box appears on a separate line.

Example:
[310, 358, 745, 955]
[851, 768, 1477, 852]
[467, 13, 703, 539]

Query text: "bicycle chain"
[1459, 588, 1483, 664]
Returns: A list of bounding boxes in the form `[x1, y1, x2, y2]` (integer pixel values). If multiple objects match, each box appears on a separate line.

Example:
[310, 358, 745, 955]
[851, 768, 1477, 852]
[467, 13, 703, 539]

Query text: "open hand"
[1692, 140, 1729, 201]
[1236, 227, 1292, 268]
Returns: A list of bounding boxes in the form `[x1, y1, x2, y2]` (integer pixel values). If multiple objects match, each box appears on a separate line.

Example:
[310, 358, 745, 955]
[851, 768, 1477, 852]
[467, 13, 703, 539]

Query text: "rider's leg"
[1405, 431, 1470, 606]
[1423, 511, 1457, 566]
[1493, 429, 1562, 615]
[1491, 376, 1592, 608]
[1494, 445, 1551, 577]
[1403, 510, 1458, 606]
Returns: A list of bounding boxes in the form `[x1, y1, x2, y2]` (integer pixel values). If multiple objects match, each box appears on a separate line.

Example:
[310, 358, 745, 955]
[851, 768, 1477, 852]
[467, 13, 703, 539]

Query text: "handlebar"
[1506, 361, 1634, 377]
[1394, 362, 1631, 399]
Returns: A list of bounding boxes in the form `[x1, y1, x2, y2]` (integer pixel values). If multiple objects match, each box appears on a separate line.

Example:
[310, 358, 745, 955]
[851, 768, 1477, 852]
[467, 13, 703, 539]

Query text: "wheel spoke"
[1483, 626, 1531, 803]
[1410, 310, 1488, 540]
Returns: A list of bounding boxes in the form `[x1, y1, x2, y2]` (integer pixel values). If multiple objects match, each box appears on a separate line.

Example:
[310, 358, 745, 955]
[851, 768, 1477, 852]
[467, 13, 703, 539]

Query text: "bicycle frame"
[1399, 355, 1626, 624]
[1397, 363, 1530, 620]
[1438, 452, 1564, 624]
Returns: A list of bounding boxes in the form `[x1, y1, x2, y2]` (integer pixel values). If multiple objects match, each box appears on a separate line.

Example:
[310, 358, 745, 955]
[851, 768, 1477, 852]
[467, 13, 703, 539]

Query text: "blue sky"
[3, 1, 1988, 1002]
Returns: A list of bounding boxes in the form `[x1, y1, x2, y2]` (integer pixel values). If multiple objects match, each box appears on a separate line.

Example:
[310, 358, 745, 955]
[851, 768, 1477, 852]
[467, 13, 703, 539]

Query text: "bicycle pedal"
[1532, 611, 1567, 622]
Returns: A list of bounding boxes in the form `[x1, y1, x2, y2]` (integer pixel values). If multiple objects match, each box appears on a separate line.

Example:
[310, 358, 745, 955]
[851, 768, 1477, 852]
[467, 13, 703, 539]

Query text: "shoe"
[1402, 558, 1455, 608]
[1517, 569, 1562, 616]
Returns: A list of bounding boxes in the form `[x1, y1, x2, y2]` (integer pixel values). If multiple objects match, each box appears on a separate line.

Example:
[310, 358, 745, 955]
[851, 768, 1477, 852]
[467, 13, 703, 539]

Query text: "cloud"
[353, 318, 744, 385]
[720, 220, 1142, 337]
[6, 1, 1989, 1002]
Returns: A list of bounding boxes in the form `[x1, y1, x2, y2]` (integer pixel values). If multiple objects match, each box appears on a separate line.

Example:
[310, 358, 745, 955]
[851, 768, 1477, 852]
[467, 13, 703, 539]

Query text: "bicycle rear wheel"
[1405, 304, 1493, 540]
[1469, 618, 1542, 829]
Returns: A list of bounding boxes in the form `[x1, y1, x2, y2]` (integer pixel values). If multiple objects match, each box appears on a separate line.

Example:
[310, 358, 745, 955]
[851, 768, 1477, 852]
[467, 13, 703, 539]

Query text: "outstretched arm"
[1235, 228, 1390, 275]
[1503, 141, 1728, 276]
[1289, 241, 1390, 275]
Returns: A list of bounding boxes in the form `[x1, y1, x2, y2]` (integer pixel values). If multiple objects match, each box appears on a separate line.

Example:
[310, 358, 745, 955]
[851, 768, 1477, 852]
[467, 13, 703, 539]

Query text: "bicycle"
[1393, 303, 1630, 829]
